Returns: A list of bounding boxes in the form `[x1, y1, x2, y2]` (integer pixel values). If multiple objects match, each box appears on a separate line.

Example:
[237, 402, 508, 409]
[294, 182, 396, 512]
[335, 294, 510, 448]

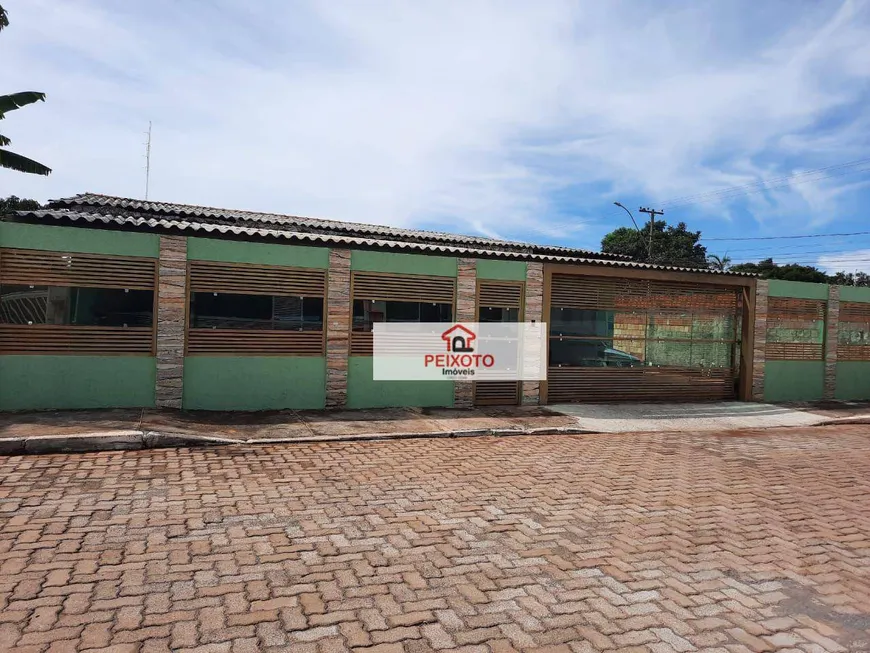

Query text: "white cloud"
[1, 0, 870, 242]
[818, 249, 870, 274]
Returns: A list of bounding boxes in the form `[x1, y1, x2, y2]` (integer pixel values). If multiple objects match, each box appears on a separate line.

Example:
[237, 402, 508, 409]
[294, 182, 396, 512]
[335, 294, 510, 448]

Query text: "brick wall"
[522, 262, 544, 405]
[325, 249, 351, 408]
[751, 280, 769, 401]
[453, 258, 477, 408]
[155, 236, 187, 408]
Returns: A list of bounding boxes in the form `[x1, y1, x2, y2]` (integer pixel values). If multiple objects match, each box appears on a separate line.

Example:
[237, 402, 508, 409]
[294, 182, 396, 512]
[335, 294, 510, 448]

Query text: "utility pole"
[638, 206, 664, 261]
[144, 121, 152, 200]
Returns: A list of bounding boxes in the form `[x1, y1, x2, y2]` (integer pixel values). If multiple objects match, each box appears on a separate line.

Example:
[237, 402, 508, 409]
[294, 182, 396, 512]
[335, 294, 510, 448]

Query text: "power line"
[702, 230, 870, 242]
[659, 157, 870, 209]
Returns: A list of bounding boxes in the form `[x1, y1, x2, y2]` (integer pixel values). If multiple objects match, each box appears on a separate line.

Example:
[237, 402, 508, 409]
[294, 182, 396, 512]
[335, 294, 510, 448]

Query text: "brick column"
[453, 258, 477, 408]
[824, 285, 840, 400]
[155, 235, 187, 408]
[326, 249, 351, 408]
[522, 262, 544, 405]
[751, 280, 769, 402]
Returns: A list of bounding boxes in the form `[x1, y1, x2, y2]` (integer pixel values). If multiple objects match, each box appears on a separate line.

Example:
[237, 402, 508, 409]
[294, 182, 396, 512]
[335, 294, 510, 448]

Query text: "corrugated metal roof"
[49, 192, 629, 260]
[8, 208, 755, 277]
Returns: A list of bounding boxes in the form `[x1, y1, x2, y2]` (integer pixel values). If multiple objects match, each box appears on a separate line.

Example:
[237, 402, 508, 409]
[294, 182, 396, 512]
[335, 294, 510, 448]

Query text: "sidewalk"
[0, 405, 584, 454]
[1, 401, 868, 455]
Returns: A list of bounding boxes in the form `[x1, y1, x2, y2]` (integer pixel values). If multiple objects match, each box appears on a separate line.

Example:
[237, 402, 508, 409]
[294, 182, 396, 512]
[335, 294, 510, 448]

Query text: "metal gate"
[473, 280, 523, 406]
[546, 273, 741, 402]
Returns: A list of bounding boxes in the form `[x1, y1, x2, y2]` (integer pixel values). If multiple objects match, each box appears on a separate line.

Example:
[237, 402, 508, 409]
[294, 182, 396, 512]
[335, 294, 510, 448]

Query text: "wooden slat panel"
[350, 331, 373, 356]
[839, 345, 870, 362]
[838, 302, 870, 361]
[187, 329, 324, 355]
[0, 248, 155, 290]
[474, 381, 520, 405]
[478, 282, 523, 309]
[767, 297, 826, 320]
[550, 274, 737, 314]
[765, 298, 826, 360]
[189, 260, 325, 296]
[0, 325, 153, 354]
[765, 342, 824, 360]
[352, 272, 455, 303]
[841, 302, 870, 322]
[547, 366, 735, 403]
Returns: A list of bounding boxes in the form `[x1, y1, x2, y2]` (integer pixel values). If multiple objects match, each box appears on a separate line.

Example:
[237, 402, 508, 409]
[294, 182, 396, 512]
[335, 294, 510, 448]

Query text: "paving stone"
[0, 426, 868, 652]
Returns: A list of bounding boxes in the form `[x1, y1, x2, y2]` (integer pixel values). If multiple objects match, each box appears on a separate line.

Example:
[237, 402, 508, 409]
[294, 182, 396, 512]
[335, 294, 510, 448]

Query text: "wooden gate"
[545, 272, 742, 402]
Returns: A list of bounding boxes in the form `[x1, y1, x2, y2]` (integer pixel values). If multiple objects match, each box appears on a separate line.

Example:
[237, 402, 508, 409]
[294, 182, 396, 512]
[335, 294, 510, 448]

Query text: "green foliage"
[0, 4, 51, 176]
[707, 254, 731, 271]
[829, 271, 870, 287]
[0, 91, 45, 115]
[728, 258, 830, 283]
[0, 195, 42, 215]
[601, 219, 708, 268]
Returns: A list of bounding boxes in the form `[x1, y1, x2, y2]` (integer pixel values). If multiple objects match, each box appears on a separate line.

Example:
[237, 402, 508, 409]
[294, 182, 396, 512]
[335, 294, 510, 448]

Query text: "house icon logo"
[441, 324, 476, 353]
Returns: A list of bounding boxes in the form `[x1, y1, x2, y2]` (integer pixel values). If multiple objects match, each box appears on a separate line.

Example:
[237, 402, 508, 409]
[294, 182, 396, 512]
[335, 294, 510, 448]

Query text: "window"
[765, 298, 826, 360]
[352, 299, 452, 331]
[839, 302, 870, 361]
[550, 308, 613, 337]
[191, 293, 323, 331]
[186, 260, 327, 356]
[349, 271, 455, 355]
[0, 248, 157, 355]
[1, 285, 153, 326]
[479, 306, 519, 323]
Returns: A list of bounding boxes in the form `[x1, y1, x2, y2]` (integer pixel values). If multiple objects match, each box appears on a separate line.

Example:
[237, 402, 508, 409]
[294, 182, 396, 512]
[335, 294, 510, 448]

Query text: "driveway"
[1, 425, 869, 652]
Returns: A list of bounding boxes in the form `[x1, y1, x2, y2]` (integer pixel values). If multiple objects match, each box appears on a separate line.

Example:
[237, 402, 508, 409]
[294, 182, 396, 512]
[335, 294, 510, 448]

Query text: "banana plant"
[0, 5, 51, 176]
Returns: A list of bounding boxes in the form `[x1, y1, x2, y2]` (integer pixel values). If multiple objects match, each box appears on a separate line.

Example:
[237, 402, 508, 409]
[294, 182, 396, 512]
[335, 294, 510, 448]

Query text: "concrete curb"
[817, 416, 870, 427]
[0, 425, 597, 455]
[3, 416, 865, 456]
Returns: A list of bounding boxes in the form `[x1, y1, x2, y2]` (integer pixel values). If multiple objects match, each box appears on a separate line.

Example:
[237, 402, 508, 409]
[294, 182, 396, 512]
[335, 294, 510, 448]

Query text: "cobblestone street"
[1, 426, 869, 652]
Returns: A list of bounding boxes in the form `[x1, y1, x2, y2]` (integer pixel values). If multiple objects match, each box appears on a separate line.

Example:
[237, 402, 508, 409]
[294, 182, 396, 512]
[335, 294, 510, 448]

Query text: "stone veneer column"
[522, 262, 544, 405]
[750, 279, 769, 402]
[155, 235, 187, 408]
[824, 285, 840, 400]
[453, 258, 477, 409]
[326, 249, 351, 408]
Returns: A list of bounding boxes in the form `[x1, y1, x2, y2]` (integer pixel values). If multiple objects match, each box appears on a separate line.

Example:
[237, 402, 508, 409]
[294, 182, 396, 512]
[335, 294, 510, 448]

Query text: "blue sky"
[2, 0, 870, 271]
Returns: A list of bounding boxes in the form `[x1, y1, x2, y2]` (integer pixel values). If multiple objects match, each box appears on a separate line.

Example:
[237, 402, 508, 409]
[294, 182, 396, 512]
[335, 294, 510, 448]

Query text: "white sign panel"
[373, 322, 548, 381]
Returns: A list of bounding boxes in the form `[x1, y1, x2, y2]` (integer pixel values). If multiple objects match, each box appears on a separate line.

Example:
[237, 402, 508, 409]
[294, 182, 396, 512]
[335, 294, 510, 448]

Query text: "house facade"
[1, 193, 867, 411]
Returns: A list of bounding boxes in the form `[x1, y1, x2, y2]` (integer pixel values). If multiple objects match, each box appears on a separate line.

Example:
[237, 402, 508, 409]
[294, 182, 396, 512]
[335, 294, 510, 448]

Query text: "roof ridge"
[48, 192, 626, 259]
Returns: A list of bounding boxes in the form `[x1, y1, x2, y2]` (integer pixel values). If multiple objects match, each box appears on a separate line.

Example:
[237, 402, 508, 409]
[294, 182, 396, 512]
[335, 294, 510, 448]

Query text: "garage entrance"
[544, 267, 753, 403]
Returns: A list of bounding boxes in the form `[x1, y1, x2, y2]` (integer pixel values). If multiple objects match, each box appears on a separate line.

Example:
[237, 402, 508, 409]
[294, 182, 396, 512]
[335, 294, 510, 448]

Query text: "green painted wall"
[835, 362, 870, 401]
[347, 357, 454, 408]
[767, 279, 829, 300]
[0, 221, 159, 257]
[183, 356, 326, 410]
[476, 259, 527, 281]
[0, 356, 156, 410]
[764, 361, 825, 402]
[839, 286, 870, 303]
[351, 250, 457, 277]
[187, 237, 329, 268]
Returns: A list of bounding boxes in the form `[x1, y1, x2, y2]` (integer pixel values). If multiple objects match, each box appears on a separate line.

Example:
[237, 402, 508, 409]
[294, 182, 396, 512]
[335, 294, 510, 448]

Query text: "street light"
[613, 202, 641, 233]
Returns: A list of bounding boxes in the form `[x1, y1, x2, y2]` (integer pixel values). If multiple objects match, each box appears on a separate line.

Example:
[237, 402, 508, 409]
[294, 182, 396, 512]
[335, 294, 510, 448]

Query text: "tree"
[0, 195, 42, 215]
[601, 219, 708, 268]
[728, 258, 830, 283]
[0, 4, 51, 176]
[707, 254, 731, 271]
[829, 271, 870, 287]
